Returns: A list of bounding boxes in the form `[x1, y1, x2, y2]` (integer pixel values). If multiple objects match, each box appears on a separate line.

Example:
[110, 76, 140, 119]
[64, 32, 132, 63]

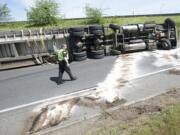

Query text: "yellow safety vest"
[56, 49, 68, 61]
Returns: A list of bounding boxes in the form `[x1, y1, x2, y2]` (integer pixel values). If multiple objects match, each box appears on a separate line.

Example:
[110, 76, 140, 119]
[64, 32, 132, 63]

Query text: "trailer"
[0, 28, 69, 70]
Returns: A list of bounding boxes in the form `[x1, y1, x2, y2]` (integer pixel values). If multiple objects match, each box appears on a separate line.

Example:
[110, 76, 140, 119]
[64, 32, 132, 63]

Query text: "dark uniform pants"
[58, 60, 74, 83]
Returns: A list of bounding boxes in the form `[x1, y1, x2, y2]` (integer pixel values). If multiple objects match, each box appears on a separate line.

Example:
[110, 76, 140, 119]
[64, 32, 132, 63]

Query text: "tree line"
[0, 0, 104, 26]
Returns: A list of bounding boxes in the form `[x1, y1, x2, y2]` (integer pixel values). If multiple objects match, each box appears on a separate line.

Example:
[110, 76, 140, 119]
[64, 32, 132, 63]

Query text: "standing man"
[56, 44, 77, 85]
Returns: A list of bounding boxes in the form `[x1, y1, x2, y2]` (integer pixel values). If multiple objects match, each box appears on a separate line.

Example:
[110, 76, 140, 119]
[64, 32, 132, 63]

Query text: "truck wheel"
[111, 49, 121, 55]
[74, 55, 87, 61]
[73, 51, 87, 57]
[164, 18, 176, 28]
[90, 49, 104, 55]
[90, 53, 105, 59]
[161, 39, 172, 50]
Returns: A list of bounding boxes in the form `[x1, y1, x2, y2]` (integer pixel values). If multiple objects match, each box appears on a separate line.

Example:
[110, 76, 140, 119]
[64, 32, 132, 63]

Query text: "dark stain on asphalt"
[168, 69, 180, 75]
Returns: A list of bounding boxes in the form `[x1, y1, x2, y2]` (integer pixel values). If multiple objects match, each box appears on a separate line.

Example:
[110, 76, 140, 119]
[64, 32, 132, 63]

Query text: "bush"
[0, 3, 11, 22]
[27, 0, 60, 26]
[85, 5, 104, 24]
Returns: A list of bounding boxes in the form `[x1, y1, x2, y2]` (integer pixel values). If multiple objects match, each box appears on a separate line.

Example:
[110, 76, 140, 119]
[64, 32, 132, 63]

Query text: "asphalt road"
[0, 47, 180, 135]
[0, 47, 180, 110]
[55, 67, 180, 135]
[0, 56, 117, 110]
[0, 39, 177, 110]
[1, 67, 180, 135]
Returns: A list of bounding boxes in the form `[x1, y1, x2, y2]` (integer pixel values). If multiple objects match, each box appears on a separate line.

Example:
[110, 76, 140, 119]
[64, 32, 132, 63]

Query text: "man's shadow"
[50, 77, 71, 85]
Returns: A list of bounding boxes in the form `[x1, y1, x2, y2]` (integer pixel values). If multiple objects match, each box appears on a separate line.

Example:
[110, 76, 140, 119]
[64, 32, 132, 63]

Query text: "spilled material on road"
[27, 49, 180, 134]
[168, 68, 180, 75]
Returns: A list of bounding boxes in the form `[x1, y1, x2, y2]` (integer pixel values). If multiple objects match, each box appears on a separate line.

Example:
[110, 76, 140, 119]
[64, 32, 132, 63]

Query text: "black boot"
[57, 79, 63, 85]
[65, 66, 77, 81]
[70, 76, 77, 81]
[68, 70, 77, 81]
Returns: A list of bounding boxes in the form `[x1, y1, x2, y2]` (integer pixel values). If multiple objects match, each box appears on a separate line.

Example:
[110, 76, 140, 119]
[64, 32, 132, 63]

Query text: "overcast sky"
[1, 0, 180, 21]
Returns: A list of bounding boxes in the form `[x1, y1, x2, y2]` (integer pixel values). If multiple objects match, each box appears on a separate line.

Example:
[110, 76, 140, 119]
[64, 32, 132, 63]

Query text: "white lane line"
[0, 65, 179, 114]
[129, 64, 180, 81]
[0, 87, 96, 114]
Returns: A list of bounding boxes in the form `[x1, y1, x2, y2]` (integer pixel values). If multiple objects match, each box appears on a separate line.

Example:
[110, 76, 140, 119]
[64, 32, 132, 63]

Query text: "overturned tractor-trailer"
[109, 18, 177, 55]
[0, 18, 177, 70]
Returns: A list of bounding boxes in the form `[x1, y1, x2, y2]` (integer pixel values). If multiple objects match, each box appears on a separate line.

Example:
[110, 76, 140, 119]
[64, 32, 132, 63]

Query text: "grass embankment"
[1, 15, 180, 31]
[91, 103, 180, 135]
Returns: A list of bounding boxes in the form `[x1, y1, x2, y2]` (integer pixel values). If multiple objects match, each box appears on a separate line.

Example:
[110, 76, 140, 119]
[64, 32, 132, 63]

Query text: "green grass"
[1, 15, 180, 31]
[88, 103, 180, 135]
[133, 104, 180, 135]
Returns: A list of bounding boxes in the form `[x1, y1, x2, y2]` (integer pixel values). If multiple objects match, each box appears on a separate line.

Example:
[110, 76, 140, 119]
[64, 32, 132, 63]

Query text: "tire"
[74, 55, 87, 61]
[73, 51, 87, 57]
[109, 24, 120, 30]
[161, 38, 172, 50]
[111, 49, 121, 55]
[164, 18, 176, 28]
[90, 49, 104, 55]
[90, 53, 105, 59]
[71, 31, 84, 37]
[89, 25, 103, 31]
